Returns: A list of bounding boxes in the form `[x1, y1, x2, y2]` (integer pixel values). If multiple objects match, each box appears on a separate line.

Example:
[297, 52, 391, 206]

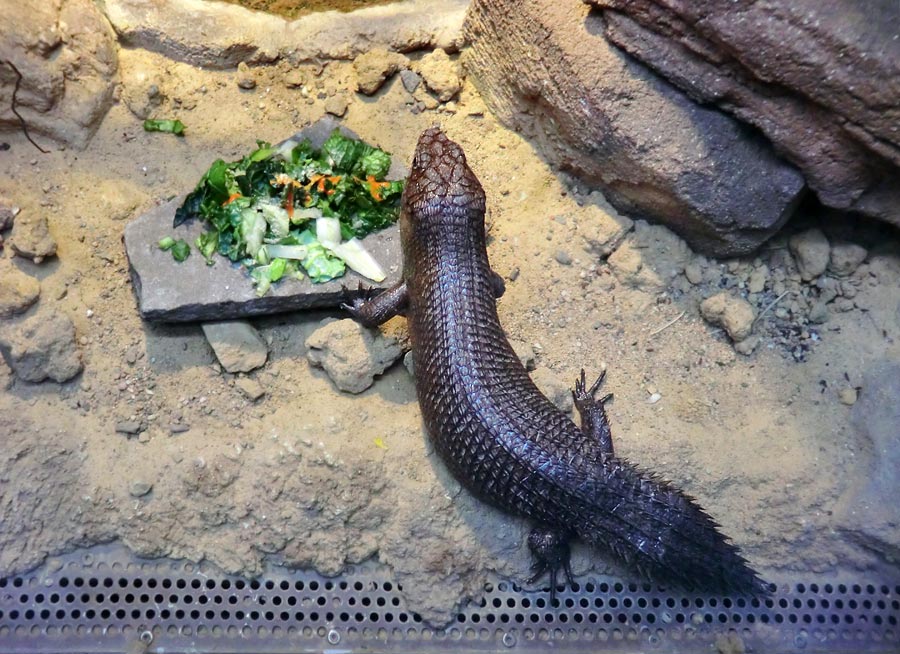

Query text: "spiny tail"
[555, 457, 767, 594]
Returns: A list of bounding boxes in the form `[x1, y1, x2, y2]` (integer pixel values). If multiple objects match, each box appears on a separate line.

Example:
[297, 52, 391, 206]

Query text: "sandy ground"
[1, 43, 899, 624]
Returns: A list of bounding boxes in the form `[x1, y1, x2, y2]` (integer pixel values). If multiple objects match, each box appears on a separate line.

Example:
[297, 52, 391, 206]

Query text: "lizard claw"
[527, 527, 575, 605]
[572, 368, 612, 415]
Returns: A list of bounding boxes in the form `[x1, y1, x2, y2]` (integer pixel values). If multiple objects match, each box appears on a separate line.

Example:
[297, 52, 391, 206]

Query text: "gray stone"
[747, 266, 768, 294]
[236, 62, 257, 90]
[0, 310, 82, 383]
[733, 334, 760, 356]
[590, 0, 900, 228]
[324, 93, 350, 117]
[124, 118, 406, 322]
[115, 421, 143, 435]
[836, 360, 900, 561]
[0, 263, 40, 318]
[235, 376, 265, 401]
[354, 48, 409, 95]
[554, 250, 572, 266]
[413, 49, 462, 102]
[807, 301, 830, 325]
[464, 0, 805, 256]
[399, 69, 422, 94]
[0, 356, 12, 391]
[789, 228, 831, 281]
[169, 423, 190, 434]
[129, 481, 153, 497]
[684, 261, 704, 286]
[202, 321, 268, 373]
[305, 318, 403, 394]
[828, 243, 868, 277]
[403, 350, 415, 376]
[700, 292, 755, 342]
[9, 212, 57, 262]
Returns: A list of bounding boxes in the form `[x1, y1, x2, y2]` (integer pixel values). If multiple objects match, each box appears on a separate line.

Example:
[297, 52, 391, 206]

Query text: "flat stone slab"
[124, 117, 406, 323]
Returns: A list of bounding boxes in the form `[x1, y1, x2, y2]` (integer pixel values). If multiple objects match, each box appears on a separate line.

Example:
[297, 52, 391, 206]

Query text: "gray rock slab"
[202, 321, 268, 373]
[124, 117, 406, 323]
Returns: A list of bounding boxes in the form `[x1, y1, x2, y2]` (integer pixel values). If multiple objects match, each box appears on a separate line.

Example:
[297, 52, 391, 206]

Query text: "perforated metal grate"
[1, 545, 898, 653]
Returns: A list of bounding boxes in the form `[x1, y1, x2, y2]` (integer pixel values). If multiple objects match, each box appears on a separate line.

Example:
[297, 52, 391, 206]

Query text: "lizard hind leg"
[572, 368, 614, 456]
[527, 526, 576, 604]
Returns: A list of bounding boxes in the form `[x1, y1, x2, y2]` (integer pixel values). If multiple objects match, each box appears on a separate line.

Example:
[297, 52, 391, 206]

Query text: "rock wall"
[590, 0, 900, 228]
[463, 0, 806, 257]
[0, 0, 118, 149]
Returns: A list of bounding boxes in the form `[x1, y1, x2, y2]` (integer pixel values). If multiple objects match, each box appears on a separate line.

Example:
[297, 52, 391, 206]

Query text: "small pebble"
[115, 420, 142, 435]
[554, 250, 572, 265]
[838, 387, 858, 406]
[684, 262, 704, 285]
[129, 481, 153, 498]
[169, 423, 190, 434]
[647, 392, 662, 404]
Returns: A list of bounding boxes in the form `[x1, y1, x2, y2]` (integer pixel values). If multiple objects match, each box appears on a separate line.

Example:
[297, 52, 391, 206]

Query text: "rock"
[836, 360, 900, 561]
[577, 191, 633, 258]
[118, 52, 166, 120]
[403, 350, 415, 377]
[0, 0, 118, 149]
[129, 481, 153, 498]
[530, 368, 574, 413]
[700, 292, 755, 342]
[554, 250, 572, 266]
[235, 376, 265, 401]
[169, 423, 190, 434]
[747, 266, 768, 294]
[684, 261, 704, 286]
[202, 321, 268, 373]
[124, 119, 406, 322]
[104, 0, 467, 69]
[354, 48, 409, 95]
[464, 0, 805, 256]
[0, 197, 19, 231]
[0, 310, 82, 383]
[0, 356, 12, 390]
[9, 212, 57, 262]
[828, 243, 868, 277]
[115, 420, 142, 435]
[399, 69, 422, 94]
[324, 93, 350, 117]
[305, 318, 404, 394]
[283, 69, 305, 88]
[733, 334, 760, 356]
[607, 220, 691, 292]
[590, 0, 900, 229]
[788, 228, 831, 281]
[0, 263, 40, 318]
[236, 62, 257, 90]
[838, 387, 858, 406]
[807, 301, 830, 325]
[414, 49, 462, 102]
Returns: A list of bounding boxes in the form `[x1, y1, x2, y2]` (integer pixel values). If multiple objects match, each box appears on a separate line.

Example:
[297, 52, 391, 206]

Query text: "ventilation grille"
[1, 546, 898, 653]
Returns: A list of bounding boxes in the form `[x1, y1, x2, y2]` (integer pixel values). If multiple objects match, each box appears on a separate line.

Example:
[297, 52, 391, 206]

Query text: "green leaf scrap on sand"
[171, 129, 404, 295]
[144, 119, 186, 136]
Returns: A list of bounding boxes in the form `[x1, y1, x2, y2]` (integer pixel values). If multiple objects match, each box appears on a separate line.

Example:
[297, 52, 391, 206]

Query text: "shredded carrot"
[285, 186, 294, 220]
[365, 175, 392, 202]
[222, 192, 242, 206]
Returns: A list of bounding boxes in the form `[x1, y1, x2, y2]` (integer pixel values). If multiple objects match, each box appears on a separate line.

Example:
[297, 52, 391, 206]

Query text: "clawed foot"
[527, 527, 575, 604]
[572, 368, 613, 414]
[340, 281, 377, 319]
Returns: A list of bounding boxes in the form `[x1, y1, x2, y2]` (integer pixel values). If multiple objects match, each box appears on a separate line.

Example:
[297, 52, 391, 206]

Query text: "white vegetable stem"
[316, 217, 386, 282]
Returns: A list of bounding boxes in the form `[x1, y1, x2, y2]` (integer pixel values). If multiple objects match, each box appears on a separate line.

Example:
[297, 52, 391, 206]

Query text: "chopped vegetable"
[171, 239, 191, 262]
[172, 129, 404, 294]
[144, 119, 186, 136]
[158, 236, 176, 251]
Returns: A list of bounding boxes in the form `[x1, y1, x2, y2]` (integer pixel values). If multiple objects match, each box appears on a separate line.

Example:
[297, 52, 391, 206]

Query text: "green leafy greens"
[173, 130, 403, 295]
[144, 119, 186, 136]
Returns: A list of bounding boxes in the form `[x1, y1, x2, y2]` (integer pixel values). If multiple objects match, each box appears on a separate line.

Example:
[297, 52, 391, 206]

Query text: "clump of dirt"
[1, 20, 899, 624]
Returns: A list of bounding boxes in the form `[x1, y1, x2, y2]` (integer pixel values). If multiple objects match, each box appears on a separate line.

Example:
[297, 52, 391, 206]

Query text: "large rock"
[835, 360, 900, 562]
[0, 0, 118, 149]
[0, 263, 40, 318]
[0, 309, 82, 383]
[124, 118, 405, 322]
[463, 0, 805, 256]
[591, 0, 900, 228]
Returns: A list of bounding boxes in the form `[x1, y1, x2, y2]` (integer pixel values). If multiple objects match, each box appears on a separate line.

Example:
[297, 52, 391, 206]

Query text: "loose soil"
[1, 43, 898, 623]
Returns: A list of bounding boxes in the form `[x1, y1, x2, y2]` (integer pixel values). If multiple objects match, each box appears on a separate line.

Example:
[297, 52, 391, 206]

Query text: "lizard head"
[401, 126, 486, 231]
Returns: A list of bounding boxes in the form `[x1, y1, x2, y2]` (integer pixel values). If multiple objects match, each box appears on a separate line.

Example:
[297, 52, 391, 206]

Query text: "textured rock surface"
[413, 49, 462, 102]
[103, 0, 467, 69]
[591, 0, 900, 227]
[0, 0, 118, 149]
[789, 228, 831, 282]
[124, 118, 405, 322]
[9, 212, 57, 262]
[202, 321, 269, 374]
[836, 360, 900, 561]
[305, 318, 404, 394]
[353, 49, 409, 95]
[0, 263, 40, 319]
[463, 0, 805, 256]
[0, 309, 82, 383]
[700, 293, 756, 342]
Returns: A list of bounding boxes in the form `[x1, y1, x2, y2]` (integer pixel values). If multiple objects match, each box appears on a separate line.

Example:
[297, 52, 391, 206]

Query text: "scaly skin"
[346, 127, 766, 596]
